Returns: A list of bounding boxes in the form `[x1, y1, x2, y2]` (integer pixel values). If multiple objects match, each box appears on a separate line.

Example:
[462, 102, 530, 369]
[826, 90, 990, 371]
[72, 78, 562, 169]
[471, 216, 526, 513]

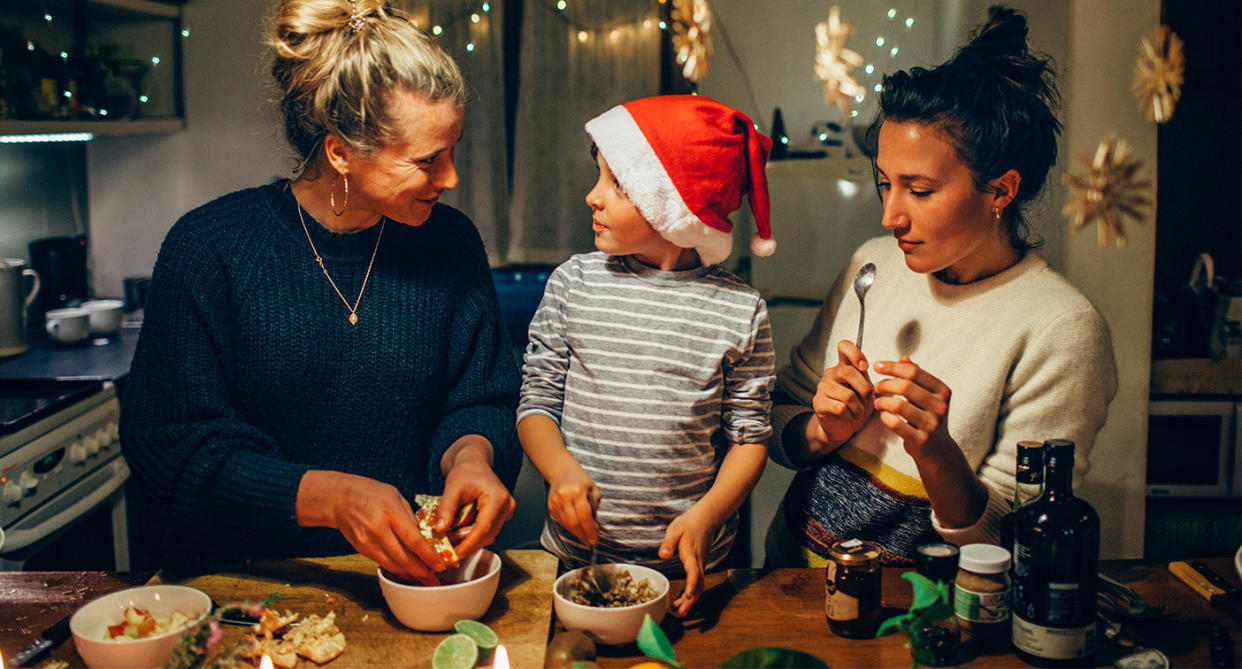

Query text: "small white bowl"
[552, 563, 669, 646]
[70, 585, 211, 669]
[81, 299, 125, 335]
[378, 549, 502, 631]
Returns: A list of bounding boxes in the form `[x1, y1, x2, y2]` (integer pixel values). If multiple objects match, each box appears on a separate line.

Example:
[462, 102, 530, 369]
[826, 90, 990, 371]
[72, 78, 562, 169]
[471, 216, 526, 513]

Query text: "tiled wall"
[0, 143, 88, 263]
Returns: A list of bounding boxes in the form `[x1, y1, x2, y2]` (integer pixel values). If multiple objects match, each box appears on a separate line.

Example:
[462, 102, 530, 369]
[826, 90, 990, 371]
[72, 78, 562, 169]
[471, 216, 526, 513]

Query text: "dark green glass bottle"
[1011, 439, 1099, 666]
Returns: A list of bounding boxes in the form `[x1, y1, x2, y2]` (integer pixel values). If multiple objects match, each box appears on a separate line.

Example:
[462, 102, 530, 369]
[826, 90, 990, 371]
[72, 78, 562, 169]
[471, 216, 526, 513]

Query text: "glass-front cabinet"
[0, 0, 184, 137]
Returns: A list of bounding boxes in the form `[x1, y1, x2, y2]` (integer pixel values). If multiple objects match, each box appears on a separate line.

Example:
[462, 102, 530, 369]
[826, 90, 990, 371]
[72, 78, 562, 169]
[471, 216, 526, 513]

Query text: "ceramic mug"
[81, 299, 125, 335]
[44, 307, 90, 344]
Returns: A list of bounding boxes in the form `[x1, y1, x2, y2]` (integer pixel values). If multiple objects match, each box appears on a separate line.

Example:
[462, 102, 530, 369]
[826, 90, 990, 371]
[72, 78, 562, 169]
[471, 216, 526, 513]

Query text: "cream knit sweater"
[770, 236, 1118, 556]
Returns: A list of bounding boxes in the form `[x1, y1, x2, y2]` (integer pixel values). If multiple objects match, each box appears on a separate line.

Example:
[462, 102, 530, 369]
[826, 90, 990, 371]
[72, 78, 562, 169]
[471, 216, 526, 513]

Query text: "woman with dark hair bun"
[765, 6, 1117, 566]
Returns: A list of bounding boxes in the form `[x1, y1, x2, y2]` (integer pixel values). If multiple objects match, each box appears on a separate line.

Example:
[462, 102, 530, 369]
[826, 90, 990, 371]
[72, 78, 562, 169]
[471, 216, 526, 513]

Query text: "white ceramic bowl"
[70, 585, 211, 669]
[378, 549, 502, 631]
[81, 299, 126, 335]
[552, 563, 669, 646]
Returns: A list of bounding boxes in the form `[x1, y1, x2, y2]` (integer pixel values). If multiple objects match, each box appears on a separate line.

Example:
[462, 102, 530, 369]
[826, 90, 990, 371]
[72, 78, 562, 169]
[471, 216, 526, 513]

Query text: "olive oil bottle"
[1011, 439, 1099, 666]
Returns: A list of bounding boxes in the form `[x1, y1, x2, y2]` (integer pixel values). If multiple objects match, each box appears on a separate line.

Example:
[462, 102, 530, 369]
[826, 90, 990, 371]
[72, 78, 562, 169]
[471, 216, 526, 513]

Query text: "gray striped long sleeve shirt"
[518, 252, 774, 572]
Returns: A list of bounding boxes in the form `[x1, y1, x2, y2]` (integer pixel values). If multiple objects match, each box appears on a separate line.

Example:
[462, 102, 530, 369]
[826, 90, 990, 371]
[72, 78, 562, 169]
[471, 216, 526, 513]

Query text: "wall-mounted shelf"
[0, 118, 184, 137]
[1150, 358, 1242, 396]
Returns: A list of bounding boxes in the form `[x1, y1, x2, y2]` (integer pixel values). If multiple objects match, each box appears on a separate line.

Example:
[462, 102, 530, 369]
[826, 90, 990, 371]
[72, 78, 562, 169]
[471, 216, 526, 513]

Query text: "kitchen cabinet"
[0, 0, 185, 137]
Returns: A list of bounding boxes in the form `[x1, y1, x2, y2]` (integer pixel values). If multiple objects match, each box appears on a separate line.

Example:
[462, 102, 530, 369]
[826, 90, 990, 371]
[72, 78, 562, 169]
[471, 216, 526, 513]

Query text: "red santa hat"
[585, 95, 775, 266]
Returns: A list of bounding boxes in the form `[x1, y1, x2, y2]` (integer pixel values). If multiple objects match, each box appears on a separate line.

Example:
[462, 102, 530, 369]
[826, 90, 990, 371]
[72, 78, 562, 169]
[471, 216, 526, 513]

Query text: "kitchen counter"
[0, 325, 139, 382]
[1, 555, 1236, 668]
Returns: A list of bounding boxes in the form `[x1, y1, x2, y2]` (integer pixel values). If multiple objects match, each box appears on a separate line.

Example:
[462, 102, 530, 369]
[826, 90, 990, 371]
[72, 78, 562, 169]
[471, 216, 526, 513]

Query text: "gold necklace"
[296, 203, 385, 325]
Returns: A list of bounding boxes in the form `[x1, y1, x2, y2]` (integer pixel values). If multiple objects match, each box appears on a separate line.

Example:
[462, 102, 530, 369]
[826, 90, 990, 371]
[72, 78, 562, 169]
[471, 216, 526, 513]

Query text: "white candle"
[492, 644, 509, 669]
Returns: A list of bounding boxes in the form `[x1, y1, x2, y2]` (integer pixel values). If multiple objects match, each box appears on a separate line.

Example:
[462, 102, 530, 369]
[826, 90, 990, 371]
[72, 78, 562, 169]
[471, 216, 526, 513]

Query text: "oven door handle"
[1, 459, 129, 553]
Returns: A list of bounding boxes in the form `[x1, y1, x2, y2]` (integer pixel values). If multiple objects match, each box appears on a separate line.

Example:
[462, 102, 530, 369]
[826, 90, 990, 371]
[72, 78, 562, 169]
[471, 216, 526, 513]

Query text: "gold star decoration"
[1062, 135, 1153, 248]
[1132, 25, 1186, 124]
[671, 0, 713, 83]
[814, 7, 865, 117]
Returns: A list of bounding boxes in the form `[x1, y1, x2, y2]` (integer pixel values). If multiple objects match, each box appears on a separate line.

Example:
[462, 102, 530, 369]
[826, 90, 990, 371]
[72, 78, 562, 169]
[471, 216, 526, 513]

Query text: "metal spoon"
[853, 263, 876, 349]
[582, 542, 610, 598]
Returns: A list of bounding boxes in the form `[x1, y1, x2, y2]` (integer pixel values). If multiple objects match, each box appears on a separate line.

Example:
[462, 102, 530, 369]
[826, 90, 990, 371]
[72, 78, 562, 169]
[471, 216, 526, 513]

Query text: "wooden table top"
[1, 556, 1237, 668]
[579, 557, 1241, 668]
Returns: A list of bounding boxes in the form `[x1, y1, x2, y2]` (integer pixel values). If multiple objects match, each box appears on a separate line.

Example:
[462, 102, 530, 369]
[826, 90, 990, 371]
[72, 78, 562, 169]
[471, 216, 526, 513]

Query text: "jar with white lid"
[954, 543, 1012, 647]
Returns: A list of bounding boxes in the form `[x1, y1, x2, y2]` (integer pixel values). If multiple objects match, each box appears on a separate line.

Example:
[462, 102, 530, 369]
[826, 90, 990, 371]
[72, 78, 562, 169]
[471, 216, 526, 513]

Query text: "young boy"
[517, 95, 777, 616]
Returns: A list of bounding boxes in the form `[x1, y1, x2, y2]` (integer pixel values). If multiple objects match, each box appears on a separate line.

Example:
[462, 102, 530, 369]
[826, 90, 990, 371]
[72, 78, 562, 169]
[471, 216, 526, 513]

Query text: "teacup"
[44, 307, 90, 344]
[81, 299, 125, 336]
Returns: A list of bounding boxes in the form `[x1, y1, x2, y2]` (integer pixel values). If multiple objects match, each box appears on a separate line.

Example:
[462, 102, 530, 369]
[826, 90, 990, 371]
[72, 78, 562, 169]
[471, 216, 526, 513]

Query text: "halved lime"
[432, 633, 479, 669]
[453, 619, 499, 651]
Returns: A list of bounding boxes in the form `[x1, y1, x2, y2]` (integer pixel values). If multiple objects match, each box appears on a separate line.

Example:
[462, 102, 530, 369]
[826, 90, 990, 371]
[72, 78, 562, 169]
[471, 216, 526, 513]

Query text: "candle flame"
[259, 654, 274, 669]
[493, 644, 509, 669]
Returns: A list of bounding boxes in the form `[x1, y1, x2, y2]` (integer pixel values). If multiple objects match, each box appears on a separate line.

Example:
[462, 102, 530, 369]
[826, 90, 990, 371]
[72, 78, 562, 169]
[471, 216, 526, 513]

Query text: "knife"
[7, 616, 70, 668]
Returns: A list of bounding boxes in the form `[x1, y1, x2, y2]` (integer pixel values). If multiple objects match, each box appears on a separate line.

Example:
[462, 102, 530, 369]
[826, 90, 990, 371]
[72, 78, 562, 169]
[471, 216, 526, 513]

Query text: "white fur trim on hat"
[585, 106, 735, 265]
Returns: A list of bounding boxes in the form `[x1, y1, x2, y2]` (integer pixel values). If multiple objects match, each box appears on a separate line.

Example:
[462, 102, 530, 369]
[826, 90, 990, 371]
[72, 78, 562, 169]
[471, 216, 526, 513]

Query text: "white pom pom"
[750, 234, 777, 257]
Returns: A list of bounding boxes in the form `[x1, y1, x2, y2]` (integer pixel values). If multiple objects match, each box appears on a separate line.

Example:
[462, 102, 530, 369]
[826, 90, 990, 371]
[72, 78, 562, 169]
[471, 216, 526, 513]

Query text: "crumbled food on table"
[253, 609, 299, 638]
[565, 570, 659, 607]
[241, 608, 346, 667]
[104, 606, 194, 640]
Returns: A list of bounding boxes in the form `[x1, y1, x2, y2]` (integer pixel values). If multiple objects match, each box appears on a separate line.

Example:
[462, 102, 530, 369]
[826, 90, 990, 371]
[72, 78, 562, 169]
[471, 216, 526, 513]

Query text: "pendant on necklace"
[349, 313, 358, 325]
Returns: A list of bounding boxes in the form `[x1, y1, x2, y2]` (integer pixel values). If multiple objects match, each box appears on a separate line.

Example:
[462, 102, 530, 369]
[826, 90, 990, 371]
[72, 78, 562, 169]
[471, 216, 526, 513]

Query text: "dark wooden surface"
[578, 557, 1241, 668]
[1, 556, 1237, 668]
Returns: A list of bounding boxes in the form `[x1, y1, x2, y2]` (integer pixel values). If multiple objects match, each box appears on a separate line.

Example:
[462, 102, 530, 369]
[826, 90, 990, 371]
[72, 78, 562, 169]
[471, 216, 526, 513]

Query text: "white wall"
[86, 0, 286, 298]
[1061, 0, 1159, 559]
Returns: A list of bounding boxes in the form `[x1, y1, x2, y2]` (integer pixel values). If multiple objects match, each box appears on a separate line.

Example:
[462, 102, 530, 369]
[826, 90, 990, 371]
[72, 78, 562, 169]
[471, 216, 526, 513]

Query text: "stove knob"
[96, 427, 114, 448]
[68, 440, 88, 465]
[85, 434, 101, 457]
[106, 421, 120, 442]
[19, 470, 38, 495]
[2, 480, 21, 506]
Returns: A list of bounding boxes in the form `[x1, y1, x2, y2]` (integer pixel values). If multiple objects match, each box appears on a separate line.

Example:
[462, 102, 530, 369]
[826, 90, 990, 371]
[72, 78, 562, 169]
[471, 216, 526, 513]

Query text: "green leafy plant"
[876, 573, 959, 668]
[636, 614, 681, 668]
[635, 614, 829, 668]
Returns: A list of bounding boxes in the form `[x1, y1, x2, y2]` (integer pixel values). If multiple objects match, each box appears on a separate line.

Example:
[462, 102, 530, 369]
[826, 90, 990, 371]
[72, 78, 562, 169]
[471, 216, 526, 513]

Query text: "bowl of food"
[552, 563, 669, 646]
[70, 585, 211, 669]
[378, 549, 502, 631]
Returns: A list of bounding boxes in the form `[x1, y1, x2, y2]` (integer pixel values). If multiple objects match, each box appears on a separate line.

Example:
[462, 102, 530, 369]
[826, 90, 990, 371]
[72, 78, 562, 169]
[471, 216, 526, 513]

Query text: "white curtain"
[505, 0, 661, 264]
[399, 0, 511, 264]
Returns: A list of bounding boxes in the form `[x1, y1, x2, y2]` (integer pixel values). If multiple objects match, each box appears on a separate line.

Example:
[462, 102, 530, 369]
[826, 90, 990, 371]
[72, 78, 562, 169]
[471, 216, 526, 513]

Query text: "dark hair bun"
[963, 6, 1030, 60]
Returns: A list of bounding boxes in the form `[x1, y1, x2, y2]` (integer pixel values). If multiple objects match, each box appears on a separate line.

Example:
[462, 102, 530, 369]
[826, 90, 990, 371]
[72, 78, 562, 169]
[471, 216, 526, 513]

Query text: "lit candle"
[492, 644, 509, 669]
[259, 654, 274, 669]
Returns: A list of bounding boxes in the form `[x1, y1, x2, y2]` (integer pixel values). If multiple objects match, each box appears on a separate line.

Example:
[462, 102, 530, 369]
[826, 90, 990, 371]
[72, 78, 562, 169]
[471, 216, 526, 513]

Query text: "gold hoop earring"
[330, 173, 349, 217]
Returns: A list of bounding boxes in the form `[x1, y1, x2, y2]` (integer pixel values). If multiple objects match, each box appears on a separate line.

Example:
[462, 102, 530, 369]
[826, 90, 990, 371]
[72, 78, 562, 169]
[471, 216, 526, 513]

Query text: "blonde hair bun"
[266, 0, 464, 175]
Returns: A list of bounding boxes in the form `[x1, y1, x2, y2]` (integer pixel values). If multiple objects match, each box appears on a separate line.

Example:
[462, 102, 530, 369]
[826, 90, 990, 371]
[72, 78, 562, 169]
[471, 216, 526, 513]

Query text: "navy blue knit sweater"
[120, 181, 521, 569]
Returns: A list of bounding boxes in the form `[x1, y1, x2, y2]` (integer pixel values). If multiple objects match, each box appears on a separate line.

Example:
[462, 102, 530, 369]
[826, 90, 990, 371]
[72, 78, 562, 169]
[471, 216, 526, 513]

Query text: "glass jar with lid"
[955, 543, 1013, 648]
[824, 538, 882, 638]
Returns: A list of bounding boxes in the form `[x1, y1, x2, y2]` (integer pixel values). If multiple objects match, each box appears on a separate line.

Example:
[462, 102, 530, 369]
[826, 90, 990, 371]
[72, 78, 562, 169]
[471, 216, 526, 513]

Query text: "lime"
[453, 619, 499, 651]
[432, 634, 479, 669]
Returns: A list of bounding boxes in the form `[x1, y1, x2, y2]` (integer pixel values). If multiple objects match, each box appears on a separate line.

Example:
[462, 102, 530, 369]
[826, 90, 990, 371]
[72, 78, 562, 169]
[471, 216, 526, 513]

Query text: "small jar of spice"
[954, 543, 1012, 648]
[824, 538, 882, 638]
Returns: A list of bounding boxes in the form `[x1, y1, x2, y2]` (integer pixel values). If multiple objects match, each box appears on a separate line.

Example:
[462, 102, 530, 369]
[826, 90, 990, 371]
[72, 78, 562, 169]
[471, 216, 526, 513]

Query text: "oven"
[0, 379, 129, 571]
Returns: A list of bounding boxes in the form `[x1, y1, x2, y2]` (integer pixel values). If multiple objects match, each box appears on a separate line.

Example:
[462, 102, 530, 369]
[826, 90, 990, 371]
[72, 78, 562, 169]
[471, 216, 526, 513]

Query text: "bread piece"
[285, 612, 347, 665]
[412, 494, 476, 566]
[242, 635, 298, 669]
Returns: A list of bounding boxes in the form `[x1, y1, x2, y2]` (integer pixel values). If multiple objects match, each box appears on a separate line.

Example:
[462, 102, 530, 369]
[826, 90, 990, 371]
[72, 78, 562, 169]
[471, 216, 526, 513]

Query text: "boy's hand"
[659, 506, 715, 617]
[547, 464, 602, 545]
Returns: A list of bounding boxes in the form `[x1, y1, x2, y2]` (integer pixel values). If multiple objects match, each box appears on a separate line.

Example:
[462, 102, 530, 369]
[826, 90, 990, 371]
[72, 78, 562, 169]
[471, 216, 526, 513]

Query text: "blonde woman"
[121, 0, 519, 584]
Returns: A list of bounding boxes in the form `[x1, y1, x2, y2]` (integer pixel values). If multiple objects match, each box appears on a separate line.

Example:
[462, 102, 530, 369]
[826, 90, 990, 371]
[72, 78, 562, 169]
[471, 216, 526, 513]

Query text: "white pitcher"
[0, 259, 41, 357]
